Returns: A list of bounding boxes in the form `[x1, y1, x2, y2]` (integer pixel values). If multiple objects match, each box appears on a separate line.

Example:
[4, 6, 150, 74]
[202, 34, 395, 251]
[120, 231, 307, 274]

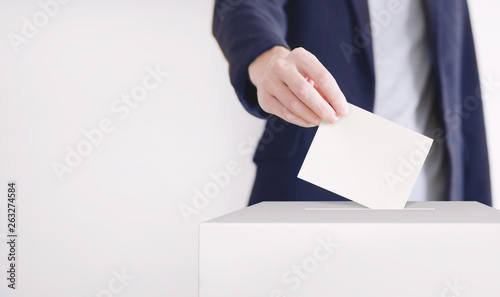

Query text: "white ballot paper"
[298, 103, 433, 209]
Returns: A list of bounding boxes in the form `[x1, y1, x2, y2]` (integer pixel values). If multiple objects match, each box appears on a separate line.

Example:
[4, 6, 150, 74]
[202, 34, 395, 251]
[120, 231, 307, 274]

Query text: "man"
[212, 0, 491, 206]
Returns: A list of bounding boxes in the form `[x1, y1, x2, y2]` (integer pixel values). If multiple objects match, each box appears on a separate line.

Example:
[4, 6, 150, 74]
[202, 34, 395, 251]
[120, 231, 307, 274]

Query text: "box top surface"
[203, 201, 500, 224]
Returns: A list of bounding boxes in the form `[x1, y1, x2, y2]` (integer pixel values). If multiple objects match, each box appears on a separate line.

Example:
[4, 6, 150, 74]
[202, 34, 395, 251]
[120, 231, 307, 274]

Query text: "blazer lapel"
[349, 0, 375, 108]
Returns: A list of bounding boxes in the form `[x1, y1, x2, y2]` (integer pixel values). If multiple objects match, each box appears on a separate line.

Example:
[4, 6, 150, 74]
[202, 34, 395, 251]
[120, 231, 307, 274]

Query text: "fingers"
[258, 92, 315, 127]
[261, 75, 322, 126]
[250, 46, 348, 127]
[283, 68, 339, 124]
[290, 48, 350, 117]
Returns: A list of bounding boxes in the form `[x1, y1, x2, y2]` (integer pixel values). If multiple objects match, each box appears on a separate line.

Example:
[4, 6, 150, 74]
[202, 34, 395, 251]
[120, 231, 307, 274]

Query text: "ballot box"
[199, 201, 500, 297]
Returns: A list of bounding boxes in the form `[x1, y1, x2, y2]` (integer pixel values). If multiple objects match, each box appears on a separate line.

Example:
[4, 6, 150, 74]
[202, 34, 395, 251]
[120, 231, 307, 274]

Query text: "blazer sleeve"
[212, 0, 290, 118]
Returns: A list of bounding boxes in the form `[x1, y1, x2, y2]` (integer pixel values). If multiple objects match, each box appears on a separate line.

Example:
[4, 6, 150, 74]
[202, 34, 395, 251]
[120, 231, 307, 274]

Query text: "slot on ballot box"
[199, 201, 500, 297]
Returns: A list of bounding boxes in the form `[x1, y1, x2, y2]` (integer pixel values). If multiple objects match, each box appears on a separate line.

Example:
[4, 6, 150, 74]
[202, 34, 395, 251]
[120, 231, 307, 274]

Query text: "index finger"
[292, 48, 350, 117]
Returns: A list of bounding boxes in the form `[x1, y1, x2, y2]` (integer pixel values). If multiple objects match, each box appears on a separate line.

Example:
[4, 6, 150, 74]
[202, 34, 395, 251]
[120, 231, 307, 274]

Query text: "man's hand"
[249, 46, 349, 127]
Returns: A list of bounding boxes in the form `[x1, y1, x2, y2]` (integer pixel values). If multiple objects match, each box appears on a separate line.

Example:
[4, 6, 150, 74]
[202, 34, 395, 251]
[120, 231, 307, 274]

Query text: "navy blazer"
[213, 0, 492, 206]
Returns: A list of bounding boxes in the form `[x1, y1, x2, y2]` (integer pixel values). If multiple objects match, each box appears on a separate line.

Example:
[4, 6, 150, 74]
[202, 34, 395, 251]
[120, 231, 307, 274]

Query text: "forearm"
[212, 0, 289, 118]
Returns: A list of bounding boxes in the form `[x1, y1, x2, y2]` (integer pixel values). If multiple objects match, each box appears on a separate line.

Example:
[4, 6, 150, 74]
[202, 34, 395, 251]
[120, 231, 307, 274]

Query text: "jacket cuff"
[231, 41, 290, 119]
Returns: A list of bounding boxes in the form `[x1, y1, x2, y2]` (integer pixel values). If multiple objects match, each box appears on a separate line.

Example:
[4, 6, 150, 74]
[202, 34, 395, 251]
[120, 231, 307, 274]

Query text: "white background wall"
[0, 1, 498, 297]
